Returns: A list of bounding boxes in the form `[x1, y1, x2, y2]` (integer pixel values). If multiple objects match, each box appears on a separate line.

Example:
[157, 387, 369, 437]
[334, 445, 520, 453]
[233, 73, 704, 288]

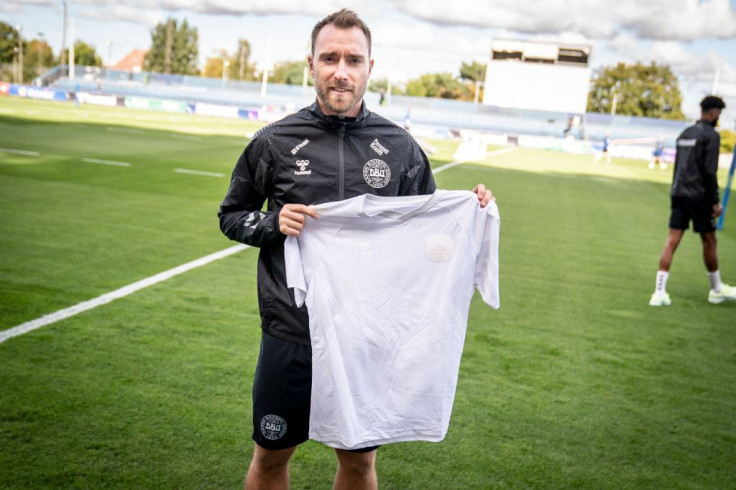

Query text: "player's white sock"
[708, 270, 722, 293]
[655, 271, 669, 293]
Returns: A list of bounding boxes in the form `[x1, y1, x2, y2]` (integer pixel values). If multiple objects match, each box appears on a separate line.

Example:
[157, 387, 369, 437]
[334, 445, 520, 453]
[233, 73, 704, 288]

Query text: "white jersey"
[284, 189, 500, 450]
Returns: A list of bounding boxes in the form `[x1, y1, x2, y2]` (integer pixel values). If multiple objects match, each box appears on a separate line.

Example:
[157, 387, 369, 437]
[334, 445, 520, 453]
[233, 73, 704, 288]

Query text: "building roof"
[111, 49, 147, 72]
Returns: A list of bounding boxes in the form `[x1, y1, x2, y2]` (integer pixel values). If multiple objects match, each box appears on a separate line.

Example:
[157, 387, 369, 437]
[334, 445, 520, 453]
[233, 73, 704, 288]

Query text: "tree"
[459, 60, 485, 83]
[27, 38, 55, 77]
[201, 49, 228, 79]
[0, 22, 21, 64]
[405, 72, 469, 99]
[587, 61, 685, 120]
[144, 17, 199, 75]
[368, 77, 404, 96]
[233, 39, 255, 80]
[270, 59, 309, 85]
[459, 60, 486, 102]
[58, 40, 103, 67]
[0, 22, 24, 82]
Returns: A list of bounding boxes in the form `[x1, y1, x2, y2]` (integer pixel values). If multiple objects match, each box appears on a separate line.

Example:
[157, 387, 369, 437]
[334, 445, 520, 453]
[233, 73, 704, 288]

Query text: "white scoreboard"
[483, 39, 592, 114]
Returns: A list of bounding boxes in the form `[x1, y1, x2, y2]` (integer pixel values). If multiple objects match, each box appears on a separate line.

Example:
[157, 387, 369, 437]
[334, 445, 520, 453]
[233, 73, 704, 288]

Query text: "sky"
[2, 0, 736, 125]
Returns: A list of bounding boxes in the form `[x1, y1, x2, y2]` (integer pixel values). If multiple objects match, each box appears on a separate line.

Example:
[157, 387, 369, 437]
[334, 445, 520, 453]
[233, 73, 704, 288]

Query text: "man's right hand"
[712, 203, 723, 218]
[279, 204, 319, 237]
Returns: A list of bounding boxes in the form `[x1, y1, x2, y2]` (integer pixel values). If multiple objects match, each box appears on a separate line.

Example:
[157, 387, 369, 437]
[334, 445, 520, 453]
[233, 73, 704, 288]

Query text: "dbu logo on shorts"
[260, 414, 287, 440]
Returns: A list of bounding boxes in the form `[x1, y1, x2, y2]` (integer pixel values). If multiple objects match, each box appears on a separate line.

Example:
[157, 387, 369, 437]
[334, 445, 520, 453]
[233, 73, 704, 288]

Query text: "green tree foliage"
[231, 39, 255, 80]
[405, 72, 469, 99]
[719, 129, 735, 153]
[144, 18, 199, 75]
[201, 49, 228, 79]
[368, 77, 405, 96]
[201, 39, 256, 81]
[27, 38, 55, 77]
[459, 60, 486, 102]
[459, 60, 485, 83]
[587, 61, 685, 120]
[59, 40, 103, 67]
[270, 59, 309, 85]
[0, 22, 21, 64]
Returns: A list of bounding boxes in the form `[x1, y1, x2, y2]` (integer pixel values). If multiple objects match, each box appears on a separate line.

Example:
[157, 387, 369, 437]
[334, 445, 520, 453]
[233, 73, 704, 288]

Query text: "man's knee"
[251, 443, 297, 472]
[334, 448, 377, 475]
[701, 231, 717, 249]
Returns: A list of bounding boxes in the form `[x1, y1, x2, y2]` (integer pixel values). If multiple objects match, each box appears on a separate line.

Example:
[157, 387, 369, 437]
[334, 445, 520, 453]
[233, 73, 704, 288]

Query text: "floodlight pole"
[37, 32, 44, 79]
[16, 25, 23, 84]
[69, 19, 75, 79]
[61, 1, 67, 68]
[261, 68, 268, 97]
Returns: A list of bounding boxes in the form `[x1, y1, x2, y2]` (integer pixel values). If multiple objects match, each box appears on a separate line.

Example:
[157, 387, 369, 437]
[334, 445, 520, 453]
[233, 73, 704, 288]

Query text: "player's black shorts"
[251, 331, 379, 452]
[669, 196, 716, 233]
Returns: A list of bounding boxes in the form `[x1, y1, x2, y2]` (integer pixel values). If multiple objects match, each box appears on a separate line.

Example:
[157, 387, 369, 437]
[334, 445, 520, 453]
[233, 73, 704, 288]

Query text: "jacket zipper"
[338, 123, 346, 201]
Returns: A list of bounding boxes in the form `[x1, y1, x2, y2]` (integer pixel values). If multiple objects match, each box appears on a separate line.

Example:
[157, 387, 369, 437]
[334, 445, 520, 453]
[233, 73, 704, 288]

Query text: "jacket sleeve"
[218, 138, 285, 248]
[400, 137, 437, 196]
[703, 131, 721, 205]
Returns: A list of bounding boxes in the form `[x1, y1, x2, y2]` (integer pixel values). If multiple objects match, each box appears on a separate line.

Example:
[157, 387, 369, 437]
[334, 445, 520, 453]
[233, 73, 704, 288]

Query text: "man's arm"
[703, 131, 721, 206]
[218, 145, 284, 248]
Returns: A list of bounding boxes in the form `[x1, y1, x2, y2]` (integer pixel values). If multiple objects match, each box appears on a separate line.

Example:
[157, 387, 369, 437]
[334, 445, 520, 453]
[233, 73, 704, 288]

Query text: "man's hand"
[712, 203, 723, 218]
[279, 204, 319, 237]
[472, 184, 495, 208]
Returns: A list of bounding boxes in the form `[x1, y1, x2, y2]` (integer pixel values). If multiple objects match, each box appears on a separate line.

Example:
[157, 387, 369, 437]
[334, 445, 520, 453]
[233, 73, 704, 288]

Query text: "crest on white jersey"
[363, 159, 391, 188]
[425, 234, 455, 262]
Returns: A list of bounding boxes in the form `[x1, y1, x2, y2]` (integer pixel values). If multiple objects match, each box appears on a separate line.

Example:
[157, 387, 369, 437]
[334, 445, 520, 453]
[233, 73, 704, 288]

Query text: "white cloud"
[1, 0, 53, 14]
[77, 5, 165, 27]
[388, 0, 736, 42]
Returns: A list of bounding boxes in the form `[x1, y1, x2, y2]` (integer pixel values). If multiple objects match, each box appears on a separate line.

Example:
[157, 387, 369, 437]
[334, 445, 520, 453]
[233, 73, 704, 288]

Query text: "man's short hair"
[311, 9, 372, 56]
[700, 95, 726, 111]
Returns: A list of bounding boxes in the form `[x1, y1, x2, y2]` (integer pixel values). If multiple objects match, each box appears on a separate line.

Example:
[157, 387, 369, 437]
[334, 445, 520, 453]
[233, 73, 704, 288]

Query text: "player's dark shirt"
[671, 120, 720, 205]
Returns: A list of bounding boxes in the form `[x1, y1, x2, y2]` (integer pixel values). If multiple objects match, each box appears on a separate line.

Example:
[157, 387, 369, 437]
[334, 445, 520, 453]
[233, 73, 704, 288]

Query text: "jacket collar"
[308, 100, 370, 128]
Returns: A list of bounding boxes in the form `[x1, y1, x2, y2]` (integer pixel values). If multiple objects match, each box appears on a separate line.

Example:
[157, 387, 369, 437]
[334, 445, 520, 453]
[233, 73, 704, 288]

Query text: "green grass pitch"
[1, 97, 735, 489]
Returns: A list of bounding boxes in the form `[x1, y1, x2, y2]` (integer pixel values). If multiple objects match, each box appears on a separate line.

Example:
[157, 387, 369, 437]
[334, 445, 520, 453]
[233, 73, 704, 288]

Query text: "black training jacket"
[671, 120, 721, 205]
[219, 101, 436, 345]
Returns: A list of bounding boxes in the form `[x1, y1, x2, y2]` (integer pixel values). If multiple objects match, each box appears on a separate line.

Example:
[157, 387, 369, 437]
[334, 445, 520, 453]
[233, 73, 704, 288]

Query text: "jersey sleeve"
[218, 136, 284, 248]
[284, 235, 307, 307]
[474, 202, 501, 309]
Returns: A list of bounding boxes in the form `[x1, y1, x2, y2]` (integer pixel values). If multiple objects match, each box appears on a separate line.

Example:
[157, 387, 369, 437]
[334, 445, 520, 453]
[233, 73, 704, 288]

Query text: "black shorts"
[669, 196, 716, 233]
[251, 332, 379, 452]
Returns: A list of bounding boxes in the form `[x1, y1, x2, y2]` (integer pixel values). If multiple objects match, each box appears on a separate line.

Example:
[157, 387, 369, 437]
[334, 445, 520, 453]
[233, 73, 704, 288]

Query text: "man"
[650, 95, 736, 306]
[218, 9, 494, 489]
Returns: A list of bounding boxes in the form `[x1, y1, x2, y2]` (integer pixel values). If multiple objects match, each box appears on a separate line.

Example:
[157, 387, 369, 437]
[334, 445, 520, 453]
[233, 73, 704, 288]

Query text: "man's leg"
[334, 449, 378, 490]
[658, 228, 685, 272]
[700, 231, 718, 273]
[650, 228, 685, 305]
[245, 443, 297, 490]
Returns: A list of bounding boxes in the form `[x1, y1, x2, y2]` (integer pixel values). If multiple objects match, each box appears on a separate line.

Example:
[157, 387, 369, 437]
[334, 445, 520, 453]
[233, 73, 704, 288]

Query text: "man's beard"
[316, 81, 365, 116]
[710, 117, 719, 127]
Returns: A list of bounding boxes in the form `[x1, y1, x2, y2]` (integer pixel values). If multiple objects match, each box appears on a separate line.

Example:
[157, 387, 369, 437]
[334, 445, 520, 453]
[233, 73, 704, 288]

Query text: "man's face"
[309, 24, 373, 118]
[704, 108, 722, 127]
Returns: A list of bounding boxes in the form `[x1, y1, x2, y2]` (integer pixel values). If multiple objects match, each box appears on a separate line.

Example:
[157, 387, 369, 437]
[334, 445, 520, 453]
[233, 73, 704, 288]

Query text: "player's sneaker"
[708, 284, 736, 304]
[649, 291, 671, 306]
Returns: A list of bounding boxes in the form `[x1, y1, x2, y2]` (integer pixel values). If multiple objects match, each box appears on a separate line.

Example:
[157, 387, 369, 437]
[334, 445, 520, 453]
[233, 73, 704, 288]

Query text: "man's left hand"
[472, 184, 495, 208]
